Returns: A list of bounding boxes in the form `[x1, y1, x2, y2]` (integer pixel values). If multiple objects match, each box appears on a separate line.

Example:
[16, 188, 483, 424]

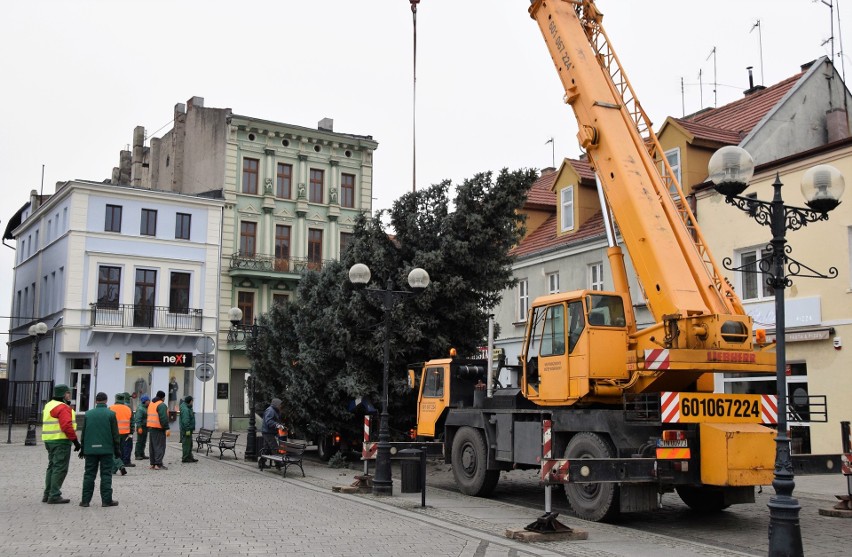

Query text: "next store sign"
[131, 352, 194, 366]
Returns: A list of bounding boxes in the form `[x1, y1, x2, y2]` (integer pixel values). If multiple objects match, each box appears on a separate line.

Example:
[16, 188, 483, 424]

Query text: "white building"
[5, 180, 223, 425]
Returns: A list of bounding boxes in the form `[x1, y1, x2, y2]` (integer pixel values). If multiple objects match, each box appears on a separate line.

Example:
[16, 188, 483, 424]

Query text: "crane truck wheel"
[316, 436, 338, 462]
[563, 432, 620, 522]
[675, 486, 730, 512]
[451, 427, 499, 497]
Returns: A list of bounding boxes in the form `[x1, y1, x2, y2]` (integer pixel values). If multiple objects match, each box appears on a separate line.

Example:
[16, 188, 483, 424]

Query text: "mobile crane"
[411, 0, 790, 521]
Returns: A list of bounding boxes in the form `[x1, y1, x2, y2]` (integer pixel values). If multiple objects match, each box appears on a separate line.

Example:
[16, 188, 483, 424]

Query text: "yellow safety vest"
[41, 400, 77, 442]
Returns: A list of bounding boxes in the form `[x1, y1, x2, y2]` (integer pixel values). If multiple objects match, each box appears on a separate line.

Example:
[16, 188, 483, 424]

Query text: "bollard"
[420, 444, 428, 507]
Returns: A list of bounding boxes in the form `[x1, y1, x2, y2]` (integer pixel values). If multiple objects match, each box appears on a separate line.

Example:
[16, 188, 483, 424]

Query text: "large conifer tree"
[248, 168, 536, 439]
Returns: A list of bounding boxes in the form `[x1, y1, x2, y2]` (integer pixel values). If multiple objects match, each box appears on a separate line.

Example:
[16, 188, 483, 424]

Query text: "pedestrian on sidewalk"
[108, 393, 132, 475]
[79, 391, 120, 507]
[180, 396, 198, 463]
[261, 398, 285, 453]
[41, 384, 81, 504]
[147, 390, 170, 470]
[168, 376, 179, 412]
[134, 394, 150, 461]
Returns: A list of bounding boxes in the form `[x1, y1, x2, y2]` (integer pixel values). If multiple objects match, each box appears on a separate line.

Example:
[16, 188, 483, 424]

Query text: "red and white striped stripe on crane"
[644, 349, 670, 370]
[538, 419, 570, 483]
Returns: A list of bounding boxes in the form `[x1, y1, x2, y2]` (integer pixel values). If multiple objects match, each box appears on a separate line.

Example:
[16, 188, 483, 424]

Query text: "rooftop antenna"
[410, 0, 420, 193]
[750, 20, 764, 85]
[545, 137, 554, 167]
[680, 77, 685, 117]
[698, 68, 704, 109]
[838, 0, 847, 82]
[817, 1, 836, 68]
[40, 164, 45, 199]
[706, 46, 718, 107]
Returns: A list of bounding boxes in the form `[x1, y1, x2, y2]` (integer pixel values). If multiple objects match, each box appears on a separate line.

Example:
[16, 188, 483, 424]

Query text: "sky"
[0, 0, 847, 354]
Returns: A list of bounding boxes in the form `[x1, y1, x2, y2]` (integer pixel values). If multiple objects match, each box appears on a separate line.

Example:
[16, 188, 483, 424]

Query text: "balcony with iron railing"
[229, 253, 332, 275]
[89, 303, 203, 331]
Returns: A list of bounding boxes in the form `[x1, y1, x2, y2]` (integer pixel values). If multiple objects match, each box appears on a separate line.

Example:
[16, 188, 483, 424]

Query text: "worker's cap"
[184, 395, 193, 404]
[95, 392, 108, 402]
[156, 390, 166, 399]
[271, 398, 282, 409]
[141, 394, 151, 403]
[53, 384, 70, 398]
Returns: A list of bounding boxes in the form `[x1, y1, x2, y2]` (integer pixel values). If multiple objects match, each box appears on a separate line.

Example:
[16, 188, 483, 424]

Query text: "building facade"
[116, 97, 378, 429]
[5, 181, 224, 426]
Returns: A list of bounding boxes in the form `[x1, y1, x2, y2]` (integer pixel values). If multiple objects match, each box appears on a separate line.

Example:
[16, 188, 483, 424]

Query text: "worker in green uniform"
[41, 384, 81, 504]
[79, 391, 120, 507]
[134, 394, 150, 460]
[179, 396, 198, 463]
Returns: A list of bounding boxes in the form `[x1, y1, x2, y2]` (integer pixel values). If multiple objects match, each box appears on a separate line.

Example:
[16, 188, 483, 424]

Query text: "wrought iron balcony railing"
[229, 253, 330, 273]
[90, 303, 203, 331]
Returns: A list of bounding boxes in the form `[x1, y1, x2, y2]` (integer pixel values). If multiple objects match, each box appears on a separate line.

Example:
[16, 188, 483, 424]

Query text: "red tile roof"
[677, 72, 803, 143]
[525, 170, 557, 209]
[568, 158, 595, 181]
[511, 210, 605, 258]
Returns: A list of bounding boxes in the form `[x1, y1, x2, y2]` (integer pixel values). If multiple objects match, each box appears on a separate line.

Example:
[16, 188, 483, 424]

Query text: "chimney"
[188, 96, 204, 109]
[131, 126, 145, 187]
[743, 66, 766, 96]
[826, 107, 850, 143]
[318, 117, 334, 132]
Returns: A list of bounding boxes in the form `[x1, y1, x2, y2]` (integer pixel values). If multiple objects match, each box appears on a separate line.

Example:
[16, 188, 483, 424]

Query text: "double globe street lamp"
[228, 307, 264, 461]
[25, 322, 49, 447]
[708, 145, 844, 557]
[349, 263, 430, 495]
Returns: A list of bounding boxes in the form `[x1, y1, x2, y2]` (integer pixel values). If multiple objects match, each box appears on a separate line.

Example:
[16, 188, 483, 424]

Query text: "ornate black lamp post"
[348, 263, 430, 495]
[25, 321, 48, 447]
[228, 307, 263, 462]
[708, 146, 844, 557]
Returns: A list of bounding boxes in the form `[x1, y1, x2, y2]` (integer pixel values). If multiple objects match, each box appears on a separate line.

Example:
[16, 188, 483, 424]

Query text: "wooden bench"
[196, 428, 215, 455]
[258, 441, 306, 477]
[216, 432, 240, 460]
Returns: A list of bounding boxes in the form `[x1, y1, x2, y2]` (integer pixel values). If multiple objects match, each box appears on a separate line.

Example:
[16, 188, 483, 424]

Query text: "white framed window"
[546, 272, 560, 294]
[664, 147, 681, 196]
[560, 186, 574, 232]
[589, 262, 604, 291]
[517, 279, 529, 322]
[738, 247, 774, 300]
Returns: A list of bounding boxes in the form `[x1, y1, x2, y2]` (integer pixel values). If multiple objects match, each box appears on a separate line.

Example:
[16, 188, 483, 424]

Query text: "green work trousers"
[82, 454, 113, 504]
[135, 429, 148, 458]
[43, 442, 71, 500]
[181, 431, 193, 461]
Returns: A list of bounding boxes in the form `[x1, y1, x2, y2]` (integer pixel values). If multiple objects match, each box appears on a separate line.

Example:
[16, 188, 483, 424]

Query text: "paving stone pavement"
[2, 426, 847, 556]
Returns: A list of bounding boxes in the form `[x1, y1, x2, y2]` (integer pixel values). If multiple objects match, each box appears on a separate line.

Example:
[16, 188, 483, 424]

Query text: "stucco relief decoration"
[264, 177, 273, 194]
[298, 183, 306, 198]
[330, 187, 338, 204]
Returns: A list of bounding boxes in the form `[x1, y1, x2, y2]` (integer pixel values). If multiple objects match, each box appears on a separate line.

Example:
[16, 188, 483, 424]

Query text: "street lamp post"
[708, 146, 844, 557]
[228, 307, 263, 462]
[349, 263, 430, 496]
[24, 321, 49, 447]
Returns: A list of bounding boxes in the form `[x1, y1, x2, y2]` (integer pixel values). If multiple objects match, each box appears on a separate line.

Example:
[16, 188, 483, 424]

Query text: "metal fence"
[90, 303, 202, 331]
[1, 380, 54, 425]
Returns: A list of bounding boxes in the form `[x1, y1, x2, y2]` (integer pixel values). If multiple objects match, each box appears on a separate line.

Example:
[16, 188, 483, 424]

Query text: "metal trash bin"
[399, 448, 422, 493]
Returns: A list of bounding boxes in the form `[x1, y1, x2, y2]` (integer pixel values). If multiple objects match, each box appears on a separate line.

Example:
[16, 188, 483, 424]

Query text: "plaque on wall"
[216, 383, 229, 399]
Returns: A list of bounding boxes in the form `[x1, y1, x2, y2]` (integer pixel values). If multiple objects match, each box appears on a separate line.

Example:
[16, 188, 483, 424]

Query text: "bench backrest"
[282, 441, 306, 457]
[220, 432, 239, 446]
[197, 428, 214, 440]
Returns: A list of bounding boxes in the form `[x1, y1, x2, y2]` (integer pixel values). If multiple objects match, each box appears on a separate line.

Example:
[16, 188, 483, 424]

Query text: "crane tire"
[451, 427, 499, 497]
[563, 432, 620, 522]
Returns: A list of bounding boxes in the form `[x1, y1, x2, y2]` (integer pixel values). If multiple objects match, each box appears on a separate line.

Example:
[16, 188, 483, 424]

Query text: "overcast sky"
[1, 0, 846, 352]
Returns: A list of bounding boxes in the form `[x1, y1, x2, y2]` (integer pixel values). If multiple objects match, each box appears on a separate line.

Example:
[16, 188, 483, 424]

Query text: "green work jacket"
[81, 403, 120, 455]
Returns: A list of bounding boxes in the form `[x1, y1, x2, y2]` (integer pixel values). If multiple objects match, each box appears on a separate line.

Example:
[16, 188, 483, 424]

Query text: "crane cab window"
[423, 367, 444, 398]
[536, 304, 565, 357]
[586, 294, 626, 327]
[567, 300, 585, 353]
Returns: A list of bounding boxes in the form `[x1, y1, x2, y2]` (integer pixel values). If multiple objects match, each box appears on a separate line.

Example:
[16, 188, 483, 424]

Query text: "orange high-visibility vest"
[110, 403, 132, 434]
[147, 400, 164, 429]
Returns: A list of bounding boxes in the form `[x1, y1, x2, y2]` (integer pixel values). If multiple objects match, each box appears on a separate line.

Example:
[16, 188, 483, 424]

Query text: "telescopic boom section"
[528, 0, 740, 321]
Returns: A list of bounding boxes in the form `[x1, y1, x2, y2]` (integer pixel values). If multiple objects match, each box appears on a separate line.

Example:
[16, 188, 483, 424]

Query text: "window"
[341, 173, 355, 208]
[243, 158, 259, 194]
[517, 279, 529, 321]
[240, 222, 257, 256]
[169, 272, 191, 313]
[105, 205, 122, 232]
[664, 148, 682, 196]
[274, 225, 291, 271]
[589, 262, 604, 291]
[141, 209, 157, 236]
[422, 367, 444, 398]
[98, 266, 121, 308]
[134, 269, 157, 327]
[547, 272, 560, 294]
[175, 213, 191, 240]
[586, 294, 627, 327]
[739, 248, 774, 300]
[273, 294, 289, 306]
[340, 232, 354, 257]
[307, 229, 323, 270]
[309, 169, 324, 203]
[537, 304, 566, 357]
[237, 291, 254, 325]
[560, 186, 574, 232]
[276, 163, 293, 199]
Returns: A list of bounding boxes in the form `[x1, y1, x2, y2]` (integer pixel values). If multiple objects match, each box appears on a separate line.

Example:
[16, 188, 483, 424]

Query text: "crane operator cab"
[522, 290, 630, 405]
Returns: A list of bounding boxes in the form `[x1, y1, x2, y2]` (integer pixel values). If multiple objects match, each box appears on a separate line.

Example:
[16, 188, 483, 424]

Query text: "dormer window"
[560, 186, 574, 232]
